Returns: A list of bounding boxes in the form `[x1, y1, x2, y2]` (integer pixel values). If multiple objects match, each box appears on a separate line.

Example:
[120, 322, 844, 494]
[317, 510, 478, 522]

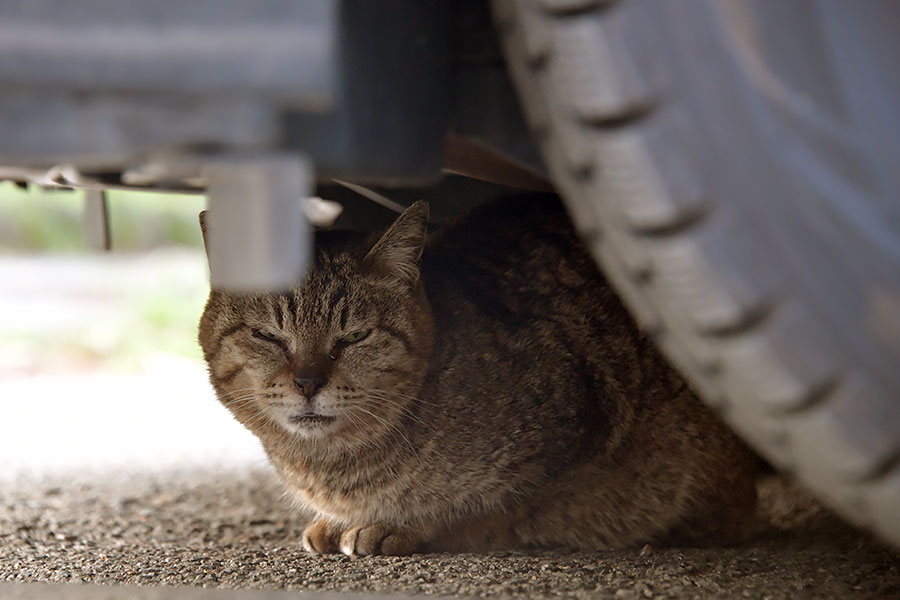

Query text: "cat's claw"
[339, 524, 420, 557]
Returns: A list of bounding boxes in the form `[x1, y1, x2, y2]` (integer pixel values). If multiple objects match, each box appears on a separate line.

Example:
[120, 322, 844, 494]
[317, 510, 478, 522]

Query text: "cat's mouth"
[289, 413, 337, 427]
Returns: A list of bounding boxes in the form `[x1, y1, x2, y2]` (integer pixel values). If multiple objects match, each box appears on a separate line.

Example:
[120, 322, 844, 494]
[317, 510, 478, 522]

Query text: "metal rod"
[83, 189, 111, 251]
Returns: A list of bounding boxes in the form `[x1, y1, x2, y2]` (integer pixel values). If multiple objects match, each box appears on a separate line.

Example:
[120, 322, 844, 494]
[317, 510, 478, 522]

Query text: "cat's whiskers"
[222, 394, 259, 410]
[368, 388, 438, 407]
[352, 405, 419, 460]
[216, 387, 259, 400]
[364, 393, 427, 426]
[238, 401, 265, 420]
[340, 413, 406, 486]
[243, 409, 274, 431]
[340, 411, 378, 458]
[366, 387, 435, 416]
[222, 392, 257, 403]
[350, 392, 428, 464]
[245, 417, 272, 433]
[335, 405, 387, 455]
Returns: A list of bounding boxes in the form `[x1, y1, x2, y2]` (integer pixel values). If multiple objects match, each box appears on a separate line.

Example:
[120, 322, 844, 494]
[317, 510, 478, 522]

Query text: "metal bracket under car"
[0, 0, 467, 292]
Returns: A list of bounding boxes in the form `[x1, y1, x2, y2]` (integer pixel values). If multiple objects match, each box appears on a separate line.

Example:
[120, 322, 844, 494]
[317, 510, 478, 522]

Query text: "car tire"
[493, 0, 900, 545]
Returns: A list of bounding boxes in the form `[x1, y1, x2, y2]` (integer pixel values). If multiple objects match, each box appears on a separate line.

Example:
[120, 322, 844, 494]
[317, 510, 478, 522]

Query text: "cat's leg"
[339, 524, 424, 557]
[426, 512, 522, 553]
[301, 519, 342, 554]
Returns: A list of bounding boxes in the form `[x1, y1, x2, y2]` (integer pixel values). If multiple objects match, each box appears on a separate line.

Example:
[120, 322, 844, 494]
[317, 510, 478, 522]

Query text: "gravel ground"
[0, 582, 408, 600]
[2, 469, 898, 599]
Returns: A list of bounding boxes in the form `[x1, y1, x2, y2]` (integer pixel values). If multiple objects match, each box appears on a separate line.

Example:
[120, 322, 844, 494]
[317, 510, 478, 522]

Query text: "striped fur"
[198, 194, 758, 555]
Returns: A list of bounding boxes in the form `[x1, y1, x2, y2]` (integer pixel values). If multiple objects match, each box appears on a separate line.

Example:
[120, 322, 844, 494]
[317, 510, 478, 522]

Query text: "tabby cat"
[198, 194, 758, 556]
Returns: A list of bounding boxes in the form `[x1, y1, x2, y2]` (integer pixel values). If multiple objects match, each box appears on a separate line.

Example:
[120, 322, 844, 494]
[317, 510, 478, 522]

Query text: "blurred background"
[0, 183, 267, 480]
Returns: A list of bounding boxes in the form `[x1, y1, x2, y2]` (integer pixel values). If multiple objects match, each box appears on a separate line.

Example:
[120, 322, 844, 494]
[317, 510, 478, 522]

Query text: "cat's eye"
[251, 328, 285, 347]
[329, 329, 372, 360]
[340, 330, 371, 344]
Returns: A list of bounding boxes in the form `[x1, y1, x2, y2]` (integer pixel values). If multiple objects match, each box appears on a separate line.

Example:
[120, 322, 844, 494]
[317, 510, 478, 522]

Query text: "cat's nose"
[294, 377, 325, 399]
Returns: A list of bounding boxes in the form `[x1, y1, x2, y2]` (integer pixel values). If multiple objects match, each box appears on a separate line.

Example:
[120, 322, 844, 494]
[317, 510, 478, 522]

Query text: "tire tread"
[492, 0, 900, 546]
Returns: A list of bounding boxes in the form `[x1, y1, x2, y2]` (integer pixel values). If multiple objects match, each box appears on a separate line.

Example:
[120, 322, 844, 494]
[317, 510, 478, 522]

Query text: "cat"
[198, 193, 759, 556]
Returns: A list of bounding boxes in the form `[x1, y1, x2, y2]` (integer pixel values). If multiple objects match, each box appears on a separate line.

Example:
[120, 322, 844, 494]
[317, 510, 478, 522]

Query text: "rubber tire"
[492, 0, 900, 546]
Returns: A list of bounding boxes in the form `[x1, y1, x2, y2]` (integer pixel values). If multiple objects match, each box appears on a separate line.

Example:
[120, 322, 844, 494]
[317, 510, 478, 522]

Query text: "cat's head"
[198, 201, 434, 449]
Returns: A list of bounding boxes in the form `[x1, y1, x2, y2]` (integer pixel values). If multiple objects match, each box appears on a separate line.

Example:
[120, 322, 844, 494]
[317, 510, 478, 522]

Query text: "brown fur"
[198, 194, 758, 556]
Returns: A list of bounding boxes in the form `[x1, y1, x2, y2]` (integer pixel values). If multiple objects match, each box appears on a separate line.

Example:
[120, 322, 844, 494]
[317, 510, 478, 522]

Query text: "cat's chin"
[277, 413, 340, 440]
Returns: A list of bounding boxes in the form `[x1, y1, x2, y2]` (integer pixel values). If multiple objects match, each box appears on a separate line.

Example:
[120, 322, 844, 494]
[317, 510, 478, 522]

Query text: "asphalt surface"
[1, 254, 899, 599]
[2, 582, 413, 600]
[2, 465, 899, 599]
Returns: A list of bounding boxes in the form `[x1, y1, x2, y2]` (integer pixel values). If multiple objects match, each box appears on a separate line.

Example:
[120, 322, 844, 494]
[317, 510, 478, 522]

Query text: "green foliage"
[0, 182, 211, 371]
[0, 184, 84, 251]
[125, 267, 208, 364]
[0, 183, 205, 252]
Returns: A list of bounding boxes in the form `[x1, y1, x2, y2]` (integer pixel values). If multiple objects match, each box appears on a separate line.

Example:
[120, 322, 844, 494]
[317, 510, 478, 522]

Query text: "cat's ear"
[198, 210, 211, 258]
[364, 200, 429, 284]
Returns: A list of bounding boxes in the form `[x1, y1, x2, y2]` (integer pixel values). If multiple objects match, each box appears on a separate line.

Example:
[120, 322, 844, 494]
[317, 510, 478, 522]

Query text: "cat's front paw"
[302, 519, 341, 554]
[339, 524, 422, 557]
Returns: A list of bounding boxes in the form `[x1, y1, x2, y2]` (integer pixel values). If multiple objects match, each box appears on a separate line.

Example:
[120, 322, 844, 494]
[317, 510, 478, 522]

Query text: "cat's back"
[422, 193, 609, 319]
[422, 193, 640, 363]
[419, 193, 657, 460]
[421, 191, 699, 454]
[419, 195, 758, 549]
[425, 193, 577, 271]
